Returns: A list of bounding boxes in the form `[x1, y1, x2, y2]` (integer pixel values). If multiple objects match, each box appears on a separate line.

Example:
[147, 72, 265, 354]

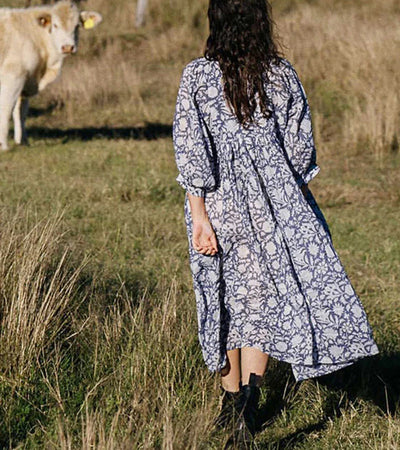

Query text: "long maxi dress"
[172, 57, 379, 381]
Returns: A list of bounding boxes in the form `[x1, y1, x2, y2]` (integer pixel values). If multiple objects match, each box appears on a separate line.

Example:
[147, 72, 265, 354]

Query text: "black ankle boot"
[239, 384, 260, 435]
[233, 376, 261, 447]
[215, 387, 242, 429]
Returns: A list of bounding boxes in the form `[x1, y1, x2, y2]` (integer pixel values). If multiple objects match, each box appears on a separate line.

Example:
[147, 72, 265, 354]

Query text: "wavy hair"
[204, 0, 281, 126]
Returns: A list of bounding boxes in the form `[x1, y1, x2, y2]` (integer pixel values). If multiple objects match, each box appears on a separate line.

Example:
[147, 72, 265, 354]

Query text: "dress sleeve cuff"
[176, 174, 205, 197]
[296, 164, 321, 187]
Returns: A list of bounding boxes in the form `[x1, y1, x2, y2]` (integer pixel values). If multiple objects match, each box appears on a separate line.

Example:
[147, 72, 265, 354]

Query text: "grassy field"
[0, 0, 399, 448]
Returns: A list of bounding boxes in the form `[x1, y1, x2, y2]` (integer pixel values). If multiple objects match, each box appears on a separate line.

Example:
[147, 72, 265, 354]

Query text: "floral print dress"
[172, 57, 379, 381]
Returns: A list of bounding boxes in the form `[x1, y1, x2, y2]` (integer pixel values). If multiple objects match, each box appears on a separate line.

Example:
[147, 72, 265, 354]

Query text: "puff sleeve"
[275, 61, 320, 187]
[173, 64, 216, 197]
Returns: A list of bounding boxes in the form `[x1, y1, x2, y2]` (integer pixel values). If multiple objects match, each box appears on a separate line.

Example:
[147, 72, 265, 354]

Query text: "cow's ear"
[37, 14, 52, 28]
[80, 11, 102, 30]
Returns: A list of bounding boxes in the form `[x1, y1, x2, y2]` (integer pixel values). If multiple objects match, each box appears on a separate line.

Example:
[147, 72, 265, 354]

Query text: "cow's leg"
[13, 96, 29, 145]
[13, 96, 22, 144]
[0, 77, 24, 151]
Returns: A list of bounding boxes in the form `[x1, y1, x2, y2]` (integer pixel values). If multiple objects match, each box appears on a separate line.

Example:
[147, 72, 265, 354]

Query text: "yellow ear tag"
[83, 18, 95, 29]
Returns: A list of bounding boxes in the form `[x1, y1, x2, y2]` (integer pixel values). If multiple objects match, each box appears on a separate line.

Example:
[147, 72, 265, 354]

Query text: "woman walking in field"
[173, 0, 379, 445]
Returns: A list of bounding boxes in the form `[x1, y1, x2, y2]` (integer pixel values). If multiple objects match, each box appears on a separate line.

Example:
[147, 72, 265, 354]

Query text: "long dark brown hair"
[204, 0, 281, 126]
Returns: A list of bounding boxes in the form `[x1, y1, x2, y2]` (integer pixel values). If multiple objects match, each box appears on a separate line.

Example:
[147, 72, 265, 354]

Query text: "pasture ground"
[0, 0, 399, 448]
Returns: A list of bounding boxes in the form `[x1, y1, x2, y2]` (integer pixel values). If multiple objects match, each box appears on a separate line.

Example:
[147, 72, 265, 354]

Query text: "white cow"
[0, 1, 102, 150]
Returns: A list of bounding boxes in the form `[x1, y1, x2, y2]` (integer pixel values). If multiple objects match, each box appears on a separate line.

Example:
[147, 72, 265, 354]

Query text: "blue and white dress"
[172, 57, 379, 381]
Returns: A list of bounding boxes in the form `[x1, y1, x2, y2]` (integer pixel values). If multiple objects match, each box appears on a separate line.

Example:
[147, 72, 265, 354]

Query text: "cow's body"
[0, 2, 101, 150]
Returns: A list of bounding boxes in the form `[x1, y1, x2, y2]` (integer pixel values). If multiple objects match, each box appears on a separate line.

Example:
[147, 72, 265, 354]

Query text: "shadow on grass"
[29, 104, 61, 118]
[257, 353, 400, 448]
[319, 353, 400, 414]
[26, 123, 172, 142]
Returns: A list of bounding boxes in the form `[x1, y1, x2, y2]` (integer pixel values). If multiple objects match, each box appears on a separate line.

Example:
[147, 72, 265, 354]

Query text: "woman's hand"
[187, 192, 218, 256]
[192, 219, 218, 255]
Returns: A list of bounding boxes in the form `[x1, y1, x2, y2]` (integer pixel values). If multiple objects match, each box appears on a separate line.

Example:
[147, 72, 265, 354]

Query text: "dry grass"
[0, 213, 85, 383]
[19, 0, 399, 160]
[279, 2, 400, 157]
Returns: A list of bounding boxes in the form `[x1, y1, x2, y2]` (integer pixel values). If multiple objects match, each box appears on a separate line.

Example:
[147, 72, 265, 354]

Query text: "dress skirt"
[174, 56, 379, 381]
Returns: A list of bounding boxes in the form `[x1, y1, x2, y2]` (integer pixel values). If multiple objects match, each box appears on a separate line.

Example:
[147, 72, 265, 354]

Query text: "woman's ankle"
[241, 372, 263, 387]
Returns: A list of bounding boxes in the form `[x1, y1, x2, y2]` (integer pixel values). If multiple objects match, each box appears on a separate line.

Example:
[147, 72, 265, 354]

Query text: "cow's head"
[37, 1, 102, 55]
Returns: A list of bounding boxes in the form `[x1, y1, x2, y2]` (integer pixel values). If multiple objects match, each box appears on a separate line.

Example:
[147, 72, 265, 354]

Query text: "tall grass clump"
[0, 207, 217, 447]
[0, 213, 85, 384]
[62, 280, 217, 449]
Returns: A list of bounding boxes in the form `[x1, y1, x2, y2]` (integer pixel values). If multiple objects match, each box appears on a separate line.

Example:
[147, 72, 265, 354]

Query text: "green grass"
[0, 134, 398, 448]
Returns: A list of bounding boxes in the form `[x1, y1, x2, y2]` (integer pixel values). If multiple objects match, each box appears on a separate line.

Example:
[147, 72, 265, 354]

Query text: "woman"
[173, 0, 379, 443]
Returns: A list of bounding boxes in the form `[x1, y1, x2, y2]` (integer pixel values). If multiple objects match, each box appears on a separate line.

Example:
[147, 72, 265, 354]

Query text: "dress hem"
[216, 342, 380, 381]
